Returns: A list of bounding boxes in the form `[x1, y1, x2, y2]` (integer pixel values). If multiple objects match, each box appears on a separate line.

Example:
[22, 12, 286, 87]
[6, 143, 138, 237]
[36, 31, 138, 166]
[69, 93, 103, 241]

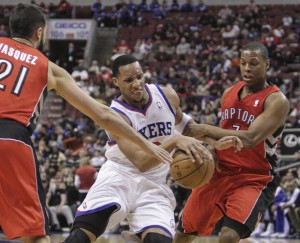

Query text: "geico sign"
[54, 22, 87, 29]
[283, 134, 300, 148]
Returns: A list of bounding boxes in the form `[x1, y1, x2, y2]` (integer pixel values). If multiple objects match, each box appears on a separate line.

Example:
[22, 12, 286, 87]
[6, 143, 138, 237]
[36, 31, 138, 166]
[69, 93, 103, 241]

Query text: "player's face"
[114, 62, 147, 106]
[240, 49, 269, 89]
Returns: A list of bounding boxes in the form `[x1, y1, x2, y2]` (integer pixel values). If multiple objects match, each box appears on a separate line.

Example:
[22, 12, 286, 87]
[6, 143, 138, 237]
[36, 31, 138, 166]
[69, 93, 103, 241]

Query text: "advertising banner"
[280, 128, 300, 155]
[47, 19, 92, 40]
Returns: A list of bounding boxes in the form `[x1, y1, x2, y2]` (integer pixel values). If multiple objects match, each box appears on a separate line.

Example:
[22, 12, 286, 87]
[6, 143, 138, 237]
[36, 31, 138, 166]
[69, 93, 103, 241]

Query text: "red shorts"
[180, 166, 278, 236]
[0, 120, 49, 239]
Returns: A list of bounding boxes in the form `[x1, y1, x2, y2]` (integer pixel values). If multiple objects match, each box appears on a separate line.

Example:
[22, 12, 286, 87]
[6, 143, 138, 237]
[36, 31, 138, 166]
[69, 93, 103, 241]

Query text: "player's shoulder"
[222, 86, 234, 99]
[265, 89, 290, 110]
[159, 85, 178, 99]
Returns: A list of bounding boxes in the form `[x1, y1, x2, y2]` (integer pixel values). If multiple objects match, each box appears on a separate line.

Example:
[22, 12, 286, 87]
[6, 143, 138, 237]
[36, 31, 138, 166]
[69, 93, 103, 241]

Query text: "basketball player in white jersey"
[63, 55, 241, 243]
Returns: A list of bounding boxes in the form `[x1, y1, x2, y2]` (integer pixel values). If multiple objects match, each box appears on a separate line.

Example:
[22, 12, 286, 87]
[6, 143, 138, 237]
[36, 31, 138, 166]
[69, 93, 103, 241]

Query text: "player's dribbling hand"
[215, 136, 243, 152]
[174, 135, 213, 165]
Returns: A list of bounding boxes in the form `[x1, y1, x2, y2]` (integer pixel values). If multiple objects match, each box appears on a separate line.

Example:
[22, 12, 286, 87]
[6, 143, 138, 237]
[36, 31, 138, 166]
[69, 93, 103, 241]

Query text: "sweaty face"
[240, 49, 269, 88]
[115, 62, 147, 107]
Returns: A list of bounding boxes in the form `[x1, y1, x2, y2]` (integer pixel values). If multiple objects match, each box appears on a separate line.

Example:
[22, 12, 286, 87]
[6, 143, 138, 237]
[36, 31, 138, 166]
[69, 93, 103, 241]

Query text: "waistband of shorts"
[218, 162, 273, 175]
[0, 118, 27, 129]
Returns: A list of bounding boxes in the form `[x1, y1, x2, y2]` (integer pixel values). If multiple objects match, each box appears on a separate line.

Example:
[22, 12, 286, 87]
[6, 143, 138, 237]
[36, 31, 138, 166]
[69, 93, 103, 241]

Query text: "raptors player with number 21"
[174, 42, 290, 243]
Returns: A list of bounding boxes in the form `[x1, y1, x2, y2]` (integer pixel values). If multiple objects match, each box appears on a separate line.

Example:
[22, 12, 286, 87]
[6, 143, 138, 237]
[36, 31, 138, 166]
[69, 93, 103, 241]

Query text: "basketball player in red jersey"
[174, 42, 290, 243]
[0, 4, 171, 243]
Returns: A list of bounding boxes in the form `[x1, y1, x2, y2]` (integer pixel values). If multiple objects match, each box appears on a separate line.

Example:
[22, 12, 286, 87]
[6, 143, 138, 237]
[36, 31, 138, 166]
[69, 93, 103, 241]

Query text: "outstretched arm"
[189, 91, 290, 148]
[47, 61, 171, 163]
[111, 130, 209, 172]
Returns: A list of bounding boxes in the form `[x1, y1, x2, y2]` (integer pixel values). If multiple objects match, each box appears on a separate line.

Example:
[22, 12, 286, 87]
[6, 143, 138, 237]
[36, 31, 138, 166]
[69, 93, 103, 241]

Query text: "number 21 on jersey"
[0, 58, 29, 96]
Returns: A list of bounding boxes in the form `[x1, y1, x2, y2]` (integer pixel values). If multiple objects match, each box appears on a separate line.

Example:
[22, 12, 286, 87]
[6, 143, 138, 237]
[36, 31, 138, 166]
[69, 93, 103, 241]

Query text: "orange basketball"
[170, 149, 215, 189]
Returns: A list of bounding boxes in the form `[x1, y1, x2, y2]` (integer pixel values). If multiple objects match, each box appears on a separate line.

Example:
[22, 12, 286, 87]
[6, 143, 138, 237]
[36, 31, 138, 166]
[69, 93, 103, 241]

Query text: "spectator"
[254, 176, 289, 237]
[271, 177, 300, 238]
[132, 38, 143, 60]
[248, 0, 258, 11]
[138, 0, 149, 13]
[152, 23, 166, 43]
[199, 106, 218, 125]
[119, 5, 133, 26]
[149, 0, 160, 12]
[127, 0, 138, 17]
[115, 0, 126, 11]
[194, 0, 207, 12]
[66, 42, 77, 74]
[282, 12, 293, 27]
[136, 10, 148, 26]
[57, 0, 72, 18]
[71, 59, 89, 82]
[91, 0, 104, 19]
[176, 37, 191, 55]
[198, 9, 217, 28]
[181, 0, 194, 12]
[75, 157, 98, 203]
[46, 178, 74, 231]
[88, 59, 101, 76]
[217, 5, 233, 26]
[113, 39, 132, 55]
[286, 178, 300, 239]
[90, 149, 106, 167]
[153, 5, 167, 20]
[104, 6, 119, 27]
[221, 22, 241, 39]
[48, 145, 67, 167]
[273, 24, 285, 38]
[48, 2, 58, 18]
[154, 44, 171, 62]
[170, 0, 181, 12]
[0, 24, 8, 37]
[0, 7, 10, 27]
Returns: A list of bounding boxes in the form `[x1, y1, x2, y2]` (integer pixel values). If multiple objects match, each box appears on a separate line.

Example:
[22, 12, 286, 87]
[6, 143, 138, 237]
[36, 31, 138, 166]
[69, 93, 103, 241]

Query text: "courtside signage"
[280, 128, 300, 155]
[47, 19, 92, 40]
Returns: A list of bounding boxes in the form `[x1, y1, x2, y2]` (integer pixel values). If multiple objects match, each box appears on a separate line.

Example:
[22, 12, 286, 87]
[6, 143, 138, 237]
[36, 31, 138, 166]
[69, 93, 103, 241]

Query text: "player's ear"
[112, 77, 119, 87]
[34, 27, 43, 41]
[266, 59, 270, 70]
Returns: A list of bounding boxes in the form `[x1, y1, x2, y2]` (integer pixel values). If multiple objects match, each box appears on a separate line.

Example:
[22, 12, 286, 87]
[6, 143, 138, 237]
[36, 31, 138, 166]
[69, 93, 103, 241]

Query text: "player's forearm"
[194, 124, 255, 148]
[200, 136, 218, 147]
[92, 105, 149, 148]
[131, 135, 181, 172]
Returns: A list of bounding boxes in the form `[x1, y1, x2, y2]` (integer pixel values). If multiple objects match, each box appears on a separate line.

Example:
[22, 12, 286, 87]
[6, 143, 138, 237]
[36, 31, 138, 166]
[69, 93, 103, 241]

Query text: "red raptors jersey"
[216, 81, 282, 172]
[0, 37, 48, 130]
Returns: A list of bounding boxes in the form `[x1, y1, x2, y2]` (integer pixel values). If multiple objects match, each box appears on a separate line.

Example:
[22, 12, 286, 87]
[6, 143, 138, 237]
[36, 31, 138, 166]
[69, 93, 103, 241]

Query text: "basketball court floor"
[0, 233, 299, 243]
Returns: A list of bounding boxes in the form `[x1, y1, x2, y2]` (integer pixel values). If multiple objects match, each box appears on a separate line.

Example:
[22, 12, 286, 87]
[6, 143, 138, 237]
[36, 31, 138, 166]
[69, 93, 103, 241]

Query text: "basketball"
[170, 149, 215, 189]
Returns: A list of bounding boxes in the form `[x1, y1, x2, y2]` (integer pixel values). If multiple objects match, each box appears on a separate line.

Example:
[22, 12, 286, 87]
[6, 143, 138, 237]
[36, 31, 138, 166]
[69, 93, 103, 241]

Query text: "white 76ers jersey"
[105, 84, 176, 183]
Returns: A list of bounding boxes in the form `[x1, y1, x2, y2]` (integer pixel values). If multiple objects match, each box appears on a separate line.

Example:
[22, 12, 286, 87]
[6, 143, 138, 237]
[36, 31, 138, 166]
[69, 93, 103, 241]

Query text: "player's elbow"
[138, 166, 148, 173]
[135, 161, 156, 173]
[93, 107, 115, 129]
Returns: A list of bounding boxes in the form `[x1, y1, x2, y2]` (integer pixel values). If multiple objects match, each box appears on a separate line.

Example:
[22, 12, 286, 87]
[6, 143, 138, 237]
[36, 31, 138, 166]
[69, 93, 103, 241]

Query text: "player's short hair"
[242, 42, 269, 60]
[9, 3, 46, 39]
[112, 55, 139, 77]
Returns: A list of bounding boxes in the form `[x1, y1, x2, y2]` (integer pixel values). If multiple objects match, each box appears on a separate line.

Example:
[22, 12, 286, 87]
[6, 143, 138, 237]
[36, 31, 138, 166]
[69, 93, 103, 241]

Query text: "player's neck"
[246, 81, 269, 94]
[120, 92, 149, 109]
[240, 81, 269, 99]
[12, 37, 34, 47]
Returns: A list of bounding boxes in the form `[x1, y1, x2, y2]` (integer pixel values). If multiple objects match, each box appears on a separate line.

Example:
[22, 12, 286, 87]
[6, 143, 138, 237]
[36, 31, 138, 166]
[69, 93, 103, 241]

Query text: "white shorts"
[76, 162, 176, 237]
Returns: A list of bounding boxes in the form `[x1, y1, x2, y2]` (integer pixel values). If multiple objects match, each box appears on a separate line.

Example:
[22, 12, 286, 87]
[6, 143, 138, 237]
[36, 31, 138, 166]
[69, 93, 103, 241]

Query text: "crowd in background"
[0, 0, 300, 238]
